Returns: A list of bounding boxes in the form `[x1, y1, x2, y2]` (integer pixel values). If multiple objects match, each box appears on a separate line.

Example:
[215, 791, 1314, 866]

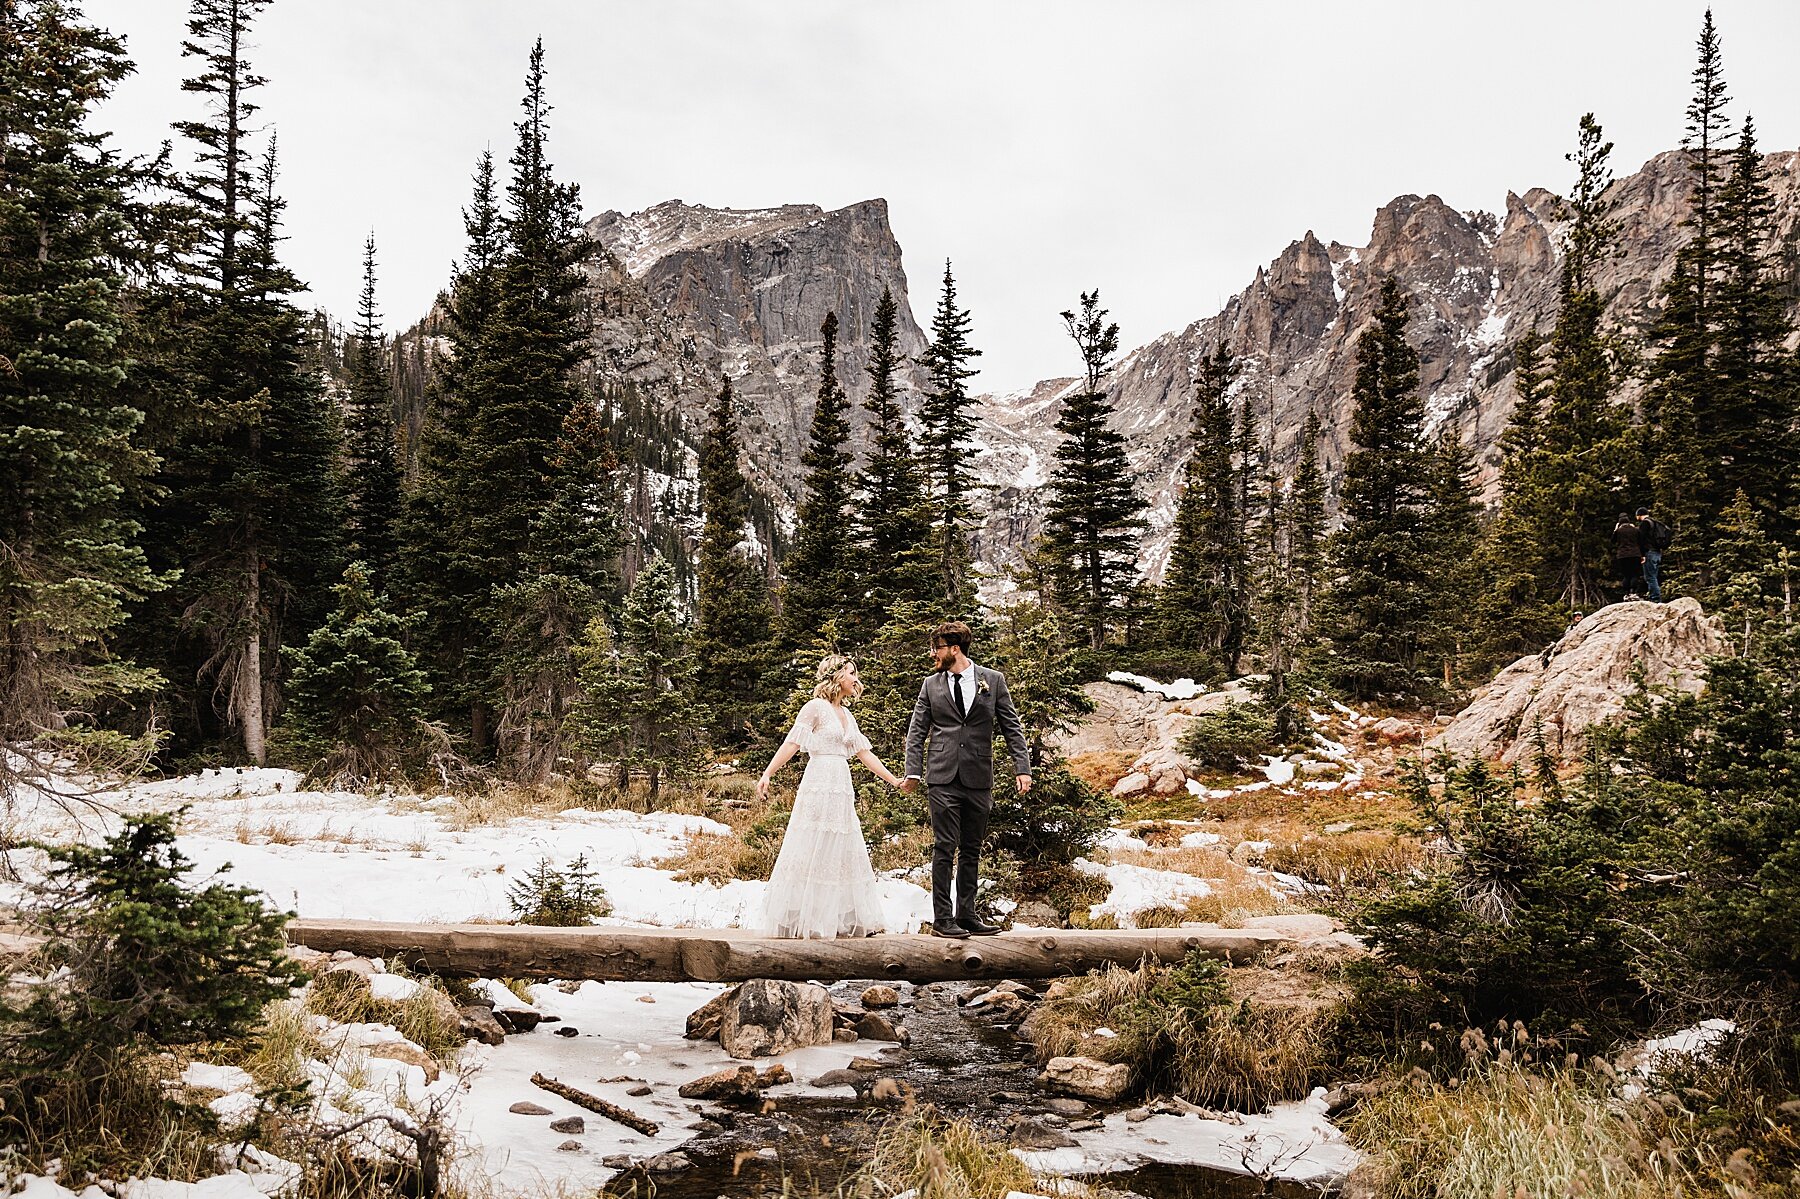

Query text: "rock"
[1431, 597, 1727, 764]
[989, 1090, 1032, 1105]
[494, 1008, 542, 1034]
[854, 1012, 903, 1042]
[1010, 900, 1063, 928]
[833, 1028, 859, 1042]
[557, 1139, 582, 1152]
[419, 986, 463, 1035]
[978, 992, 1028, 1021]
[811, 1068, 866, 1090]
[459, 1007, 506, 1046]
[549, 1116, 585, 1134]
[1043, 1098, 1090, 1117]
[553, 1026, 579, 1037]
[1367, 716, 1419, 742]
[685, 986, 737, 1040]
[1010, 1118, 1078, 1150]
[719, 979, 834, 1058]
[686, 1119, 725, 1135]
[849, 1056, 884, 1072]
[1042, 1056, 1133, 1102]
[1067, 1118, 1105, 1132]
[1300, 759, 1341, 776]
[860, 985, 900, 1009]
[677, 1065, 761, 1100]
[601, 1154, 633, 1169]
[508, 1101, 552, 1116]
[367, 1039, 441, 1083]
[627, 1084, 652, 1097]
[1110, 771, 1150, 798]
[1130, 744, 1192, 795]
[756, 1064, 791, 1086]
[643, 1153, 693, 1174]
[1125, 1106, 1152, 1123]
[1240, 913, 1340, 941]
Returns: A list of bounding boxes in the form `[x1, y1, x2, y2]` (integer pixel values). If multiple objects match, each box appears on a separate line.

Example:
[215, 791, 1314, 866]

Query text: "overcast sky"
[83, 0, 1800, 396]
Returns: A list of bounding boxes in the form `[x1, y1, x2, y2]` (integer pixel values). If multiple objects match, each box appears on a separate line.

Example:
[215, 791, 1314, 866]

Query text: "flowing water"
[604, 980, 1328, 1199]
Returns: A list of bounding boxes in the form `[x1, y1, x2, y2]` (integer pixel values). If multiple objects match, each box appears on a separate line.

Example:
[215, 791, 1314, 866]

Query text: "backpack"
[1644, 518, 1672, 552]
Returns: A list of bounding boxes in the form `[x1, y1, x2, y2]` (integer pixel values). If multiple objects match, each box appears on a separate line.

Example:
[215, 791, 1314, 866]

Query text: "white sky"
[84, 0, 1800, 396]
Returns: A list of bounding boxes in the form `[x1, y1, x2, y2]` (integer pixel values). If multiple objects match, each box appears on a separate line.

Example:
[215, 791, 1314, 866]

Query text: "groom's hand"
[1016, 775, 1032, 795]
[900, 776, 918, 794]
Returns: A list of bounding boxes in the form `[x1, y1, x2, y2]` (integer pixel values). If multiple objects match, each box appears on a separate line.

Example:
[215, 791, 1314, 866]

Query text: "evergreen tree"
[779, 312, 857, 646]
[148, 4, 346, 766]
[695, 378, 780, 747]
[1421, 428, 1482, 688]
[1042, 291, 1146, 650]
[0, 0, 164, 780]
[917, 261, 984, 607]
[853, 286, 936, 632]
[343, 233, 401, 589]
[1318, 277, 1435, 699]
[571, 556, 702, 799]
[1537, 114, 1629, 609]
[1702, 490, 1788, 653]
[1683, 9, 1732, 323]
[282, 562, 431, 785]
[1288, 410, 1328, 640]
[400, 150, 504, 745]
[1158, 346, 1240, 676]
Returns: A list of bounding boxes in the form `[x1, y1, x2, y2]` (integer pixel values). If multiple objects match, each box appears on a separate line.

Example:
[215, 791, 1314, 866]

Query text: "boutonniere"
[976, 678, 991, 696]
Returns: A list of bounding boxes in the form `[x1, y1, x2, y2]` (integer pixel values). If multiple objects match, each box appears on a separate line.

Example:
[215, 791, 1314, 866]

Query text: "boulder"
[549, 1116, 585, 1134]
[1366, 716, 1419, 743]
[1110, 771, 1150, 798]
[508, 1101, 552, 1116]
[459, 1006, 506, 1046]
[860, 985, 900, 1009]
[367, 1039, 441, 1083]
[643, 1153, 693, 1174]
[718, 979, 834, 1058]
[1010, 900, 1063, 929]
[494, 1008, 542, 1034]
[678, 1065, 761, 1100]
[1042, 1056, 1132, 1101]
[811, 1068, 866, 1089]
[1432, 598, 1726, 765]
[1011, 1117, 1079, 1150]
[854, 1011, 903, 1043]
[685, 986, 738, 1040]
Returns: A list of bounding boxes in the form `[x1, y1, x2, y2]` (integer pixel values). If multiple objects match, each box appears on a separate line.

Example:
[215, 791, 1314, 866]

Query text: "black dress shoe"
[961, 919, 1002, 936]
[931, 921, 971, 939]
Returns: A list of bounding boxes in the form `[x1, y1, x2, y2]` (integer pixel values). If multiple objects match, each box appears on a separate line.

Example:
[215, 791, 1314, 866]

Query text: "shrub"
[1178, 701, 1275, 769]
[987, 758, 1119, 867]
[862, 1107, 1036, 1199]
[505, 854, 610, 925]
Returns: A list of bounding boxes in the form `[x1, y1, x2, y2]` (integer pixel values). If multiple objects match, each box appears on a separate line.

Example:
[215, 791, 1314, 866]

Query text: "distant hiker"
[1636, 505, 1670, 602]
[1612, 512, 1644, 599]
[1568, 610, 1585, 630]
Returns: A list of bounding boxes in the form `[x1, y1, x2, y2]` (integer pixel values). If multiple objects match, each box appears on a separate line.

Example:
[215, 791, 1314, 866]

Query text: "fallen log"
[530, 1073, 659, 1136]
[286, 920, 1287, 982]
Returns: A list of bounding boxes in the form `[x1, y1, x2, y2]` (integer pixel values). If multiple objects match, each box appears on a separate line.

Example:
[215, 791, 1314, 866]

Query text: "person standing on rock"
[757, 655, 905, 939]
[901, 621, 1031, 939]
[1636, 505, 1669, 602]
[1611, 512, 1644, 600]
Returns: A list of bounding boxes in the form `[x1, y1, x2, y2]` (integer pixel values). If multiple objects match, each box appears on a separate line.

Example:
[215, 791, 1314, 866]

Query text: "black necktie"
[953, 673, 966, 719]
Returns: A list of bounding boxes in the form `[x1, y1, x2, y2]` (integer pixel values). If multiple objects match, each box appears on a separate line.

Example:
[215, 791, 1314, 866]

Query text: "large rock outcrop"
[1430, 598, 1727, 765]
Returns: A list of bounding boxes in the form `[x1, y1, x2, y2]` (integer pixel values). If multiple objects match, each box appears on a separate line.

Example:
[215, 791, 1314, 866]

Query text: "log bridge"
[284, 919, 1289, 983]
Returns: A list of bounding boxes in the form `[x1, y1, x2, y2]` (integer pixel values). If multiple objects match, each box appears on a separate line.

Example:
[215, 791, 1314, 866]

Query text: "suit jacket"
[903, 663, 1031, 793]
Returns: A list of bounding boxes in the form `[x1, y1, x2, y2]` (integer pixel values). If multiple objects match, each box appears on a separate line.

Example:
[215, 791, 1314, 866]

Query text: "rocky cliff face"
[977, 149, 1800, 579]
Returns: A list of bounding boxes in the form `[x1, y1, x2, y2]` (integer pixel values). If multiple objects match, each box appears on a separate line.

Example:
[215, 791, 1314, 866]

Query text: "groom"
[902, 621, 1032, 938]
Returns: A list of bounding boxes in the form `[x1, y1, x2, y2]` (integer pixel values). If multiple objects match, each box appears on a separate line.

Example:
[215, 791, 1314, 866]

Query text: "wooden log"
[530, 1073, 659, 1136]
[286, 919, 1288, 982]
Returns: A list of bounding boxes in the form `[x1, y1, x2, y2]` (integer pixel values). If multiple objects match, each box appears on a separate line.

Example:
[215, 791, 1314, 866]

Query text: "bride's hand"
[756, 775, 771, 800]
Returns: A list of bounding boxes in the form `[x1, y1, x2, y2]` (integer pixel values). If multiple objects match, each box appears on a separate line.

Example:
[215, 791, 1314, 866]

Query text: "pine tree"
[400, 150, 504, 745]
[1042, 291, 1146, 650]
[917, 261, 984, 607]
[853, 286, 936, 632]
[695, 378, 780, 747]
[1703, 490, 1787, 653]
[571, 556, 702, 799]
[343, 233, 401, 589]
[1683, 9, 1732, 323]
[1288, 411, 1328, 640]
[1318, 277, 1435, 699]
[1537, 114, 1629, 609]
[779, 312, 857, 647]
[1421, 428, 1482, 687]
[0, 0, 164, 780]
[282, 562, 431, 785]
[1158, 346, 1240, 675]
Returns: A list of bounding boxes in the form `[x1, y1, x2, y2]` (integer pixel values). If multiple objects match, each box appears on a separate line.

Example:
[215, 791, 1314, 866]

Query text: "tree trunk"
[241, 546, 266, 765]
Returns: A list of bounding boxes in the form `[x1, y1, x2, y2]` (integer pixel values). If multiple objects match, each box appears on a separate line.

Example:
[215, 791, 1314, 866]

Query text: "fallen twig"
[530, 1072, 660, 1136]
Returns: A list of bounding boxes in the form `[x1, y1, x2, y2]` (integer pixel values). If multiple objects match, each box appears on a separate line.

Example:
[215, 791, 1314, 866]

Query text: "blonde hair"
[812, 654, 861, 703]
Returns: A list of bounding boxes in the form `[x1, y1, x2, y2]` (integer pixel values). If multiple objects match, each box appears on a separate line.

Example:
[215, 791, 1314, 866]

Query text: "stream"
[602, 979, 1326, 1199]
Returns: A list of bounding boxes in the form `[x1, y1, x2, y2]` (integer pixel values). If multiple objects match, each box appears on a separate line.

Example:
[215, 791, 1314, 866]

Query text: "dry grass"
[239, 997, 326, 1094]
[1347, 1064, 1701, 1199]
[1261, 828, 1425, 889]
[861, 1108, 1037, 1199]
[1066, 750, 1139, 793]
[870, 824, 934, 874]
[657, 827, 780, 884]
[1100, 845, 1294, 925]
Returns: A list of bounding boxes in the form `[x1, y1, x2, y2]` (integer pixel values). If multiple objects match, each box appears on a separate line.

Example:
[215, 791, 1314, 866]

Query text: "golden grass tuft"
[861, 1107, 1037, 1199]
[1347, 1064, 1699, 1199]
[1261, 828, 1426, 889]
[656, 828, 779, 884]
[1065, 750, 1139, 794]
[1102, 844, 1294, 925]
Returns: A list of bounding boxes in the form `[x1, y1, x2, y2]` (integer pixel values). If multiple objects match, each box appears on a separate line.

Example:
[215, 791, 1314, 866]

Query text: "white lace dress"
[761, 698, 888, 939]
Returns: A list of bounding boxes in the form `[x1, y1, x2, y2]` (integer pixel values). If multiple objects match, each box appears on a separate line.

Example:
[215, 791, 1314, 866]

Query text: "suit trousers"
[926, 780, 990, 924]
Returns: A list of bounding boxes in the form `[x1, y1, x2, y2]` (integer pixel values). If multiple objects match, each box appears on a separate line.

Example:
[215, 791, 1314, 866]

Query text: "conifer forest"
[1, 2, 1798, 1196]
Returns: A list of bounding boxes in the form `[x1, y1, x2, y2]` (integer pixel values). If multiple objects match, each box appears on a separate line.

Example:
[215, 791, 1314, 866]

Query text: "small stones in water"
[833, 1029, 859, 1042]
[686, 1120, 725, 1136]
[849, 1056, 883, 1072]
[811, 1068, 864, 1089]
[556, 1139, 582, 1152]
[1043, 1097, 1090, 1117]
[989, 1090, 1031, 1105]
[553, 1026, 579, 1037]
[1125, 1106, 1153, 1123]
[549, 1116, 585, 1134]
[627, 1084, 653, 1097]
[643, 1153, 693, 1173]
[678, 1065, 760, 1100]
[494, 1008, 542, 1034]
[756, 1063, 792, 1086]
[1068, 1118, 1105, 1132]
[1010, 1117, 1078, 1150]
[860, 985, 900, 1009]
[854, 1012, 903, 1042]
[601, 1154, 633, 1169]
[507, 1101, 552, 1116]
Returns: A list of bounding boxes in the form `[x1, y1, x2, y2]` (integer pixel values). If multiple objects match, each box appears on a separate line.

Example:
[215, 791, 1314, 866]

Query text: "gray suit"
[904, 664, 1031, 925]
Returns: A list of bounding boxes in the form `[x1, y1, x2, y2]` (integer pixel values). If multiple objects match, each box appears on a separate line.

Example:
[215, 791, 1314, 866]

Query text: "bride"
[756, 654, 902, 938]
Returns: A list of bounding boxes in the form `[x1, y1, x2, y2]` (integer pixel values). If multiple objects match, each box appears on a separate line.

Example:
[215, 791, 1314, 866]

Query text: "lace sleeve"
[845, 708, 872, 755]
[783, 699, 823, 753]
